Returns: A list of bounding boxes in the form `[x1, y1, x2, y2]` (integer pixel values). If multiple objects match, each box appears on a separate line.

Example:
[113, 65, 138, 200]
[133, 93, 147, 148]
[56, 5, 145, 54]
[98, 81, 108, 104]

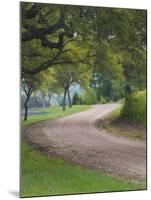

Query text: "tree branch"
[22, 20, 62, 42]
[22, 3, 41, 19]
[22, 49, 66, 75]
[22, 46, 95, 75]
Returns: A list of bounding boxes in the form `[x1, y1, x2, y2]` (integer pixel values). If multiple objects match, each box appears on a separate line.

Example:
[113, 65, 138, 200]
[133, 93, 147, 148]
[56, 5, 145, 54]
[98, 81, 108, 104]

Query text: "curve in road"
[24, 104, 146, 182]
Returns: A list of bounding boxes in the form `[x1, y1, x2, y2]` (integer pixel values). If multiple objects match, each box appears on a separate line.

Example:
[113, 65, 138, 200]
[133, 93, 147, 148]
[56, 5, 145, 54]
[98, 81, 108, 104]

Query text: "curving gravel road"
[24, 104, 146, 182]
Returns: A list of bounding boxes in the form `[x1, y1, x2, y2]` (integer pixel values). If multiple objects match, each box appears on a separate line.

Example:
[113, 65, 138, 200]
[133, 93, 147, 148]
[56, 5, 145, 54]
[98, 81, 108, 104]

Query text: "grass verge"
[21, 105, 146, 197]
[100, 106, 146, 140]
[22, 105, 90, 127]
[21, 142, 145, 197]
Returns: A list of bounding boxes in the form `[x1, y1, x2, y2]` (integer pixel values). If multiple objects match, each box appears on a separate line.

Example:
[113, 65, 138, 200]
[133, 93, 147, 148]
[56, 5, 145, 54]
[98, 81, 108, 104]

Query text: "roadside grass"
[22, 105, 90, 127]
[21, 105, 146, 197]
[21, 143, 145, 197]
[100, 106, 146, 140]
[103, 106, 122, 120]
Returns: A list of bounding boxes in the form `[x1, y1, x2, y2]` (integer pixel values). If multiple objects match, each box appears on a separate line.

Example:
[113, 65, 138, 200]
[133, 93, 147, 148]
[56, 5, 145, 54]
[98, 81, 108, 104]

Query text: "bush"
[82, 88, 98, 105]
[121, 90, 146, 125]
[100, 96, 107, 104]
[72, 93, 80, 105]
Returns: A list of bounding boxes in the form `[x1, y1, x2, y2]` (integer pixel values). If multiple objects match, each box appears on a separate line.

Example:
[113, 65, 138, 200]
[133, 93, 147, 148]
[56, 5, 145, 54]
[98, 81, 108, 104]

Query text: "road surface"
[24, 104, 146, 182]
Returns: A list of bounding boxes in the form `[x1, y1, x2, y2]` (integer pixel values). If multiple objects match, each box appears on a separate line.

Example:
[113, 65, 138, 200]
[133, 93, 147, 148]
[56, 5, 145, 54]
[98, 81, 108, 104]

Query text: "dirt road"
[24, 104, 146, 182]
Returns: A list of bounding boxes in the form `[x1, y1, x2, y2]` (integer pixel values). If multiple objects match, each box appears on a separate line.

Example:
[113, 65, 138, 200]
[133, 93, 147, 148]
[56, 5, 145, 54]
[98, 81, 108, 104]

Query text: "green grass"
[103, 106, 122, 120]
[21, 143, 145, 197]
[102, 122, 146, 140]
[21, 105, 146, 197]
[101, 106, 146, 140]
[22, 105, 90, 127]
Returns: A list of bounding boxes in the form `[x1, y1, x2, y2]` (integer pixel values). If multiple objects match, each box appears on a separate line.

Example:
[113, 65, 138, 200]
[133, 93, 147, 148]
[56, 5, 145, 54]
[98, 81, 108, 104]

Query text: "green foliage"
[122, 49, 147, 91]
[95, 9, 146, 92]
[81, 88, 98, 105]
[72, 93, 80, 105]
[96, 41, 123, 80]
[121, 91, 146, 124]
[99, 96, 107, 104]
[21, 3, 146, 111]
[111, 79, 125, 101]
[22, 3, 146, 81]
[89, 73, 112, 101]
[89, 73, 125, 102]
[50, 43, 92, 91]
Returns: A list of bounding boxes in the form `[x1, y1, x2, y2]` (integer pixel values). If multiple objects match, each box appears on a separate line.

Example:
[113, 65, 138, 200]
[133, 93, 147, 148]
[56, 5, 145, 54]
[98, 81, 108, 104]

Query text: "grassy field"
[100, 106, 146, 140]
[21, 105, 145, 197]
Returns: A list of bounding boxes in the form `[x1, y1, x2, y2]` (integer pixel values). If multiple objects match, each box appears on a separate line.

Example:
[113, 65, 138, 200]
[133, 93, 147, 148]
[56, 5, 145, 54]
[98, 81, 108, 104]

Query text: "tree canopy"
[21, 3, 146, 86]
[21, 2, 147, 119]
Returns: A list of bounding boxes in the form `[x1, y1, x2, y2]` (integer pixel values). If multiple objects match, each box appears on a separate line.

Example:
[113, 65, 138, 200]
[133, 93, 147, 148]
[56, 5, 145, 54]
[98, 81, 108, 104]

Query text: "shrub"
[82, 88, 98, 105]
[72, 93, 80, 105]
[121, 90, 146, 125]
[100, 96, 107, 104]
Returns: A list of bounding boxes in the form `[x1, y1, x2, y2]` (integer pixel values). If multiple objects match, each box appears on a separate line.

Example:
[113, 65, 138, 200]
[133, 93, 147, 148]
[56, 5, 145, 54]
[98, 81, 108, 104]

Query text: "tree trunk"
[34, 91, 38, 108]
[42, 93, 46, 108]
[48, 92, 53, 107]
[125, 84, 132, 97]
[110, 90, 113, 102]
[67, 89, 72, 107]
[62, 88, 67, 111]
[24, 94, 31, 121]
